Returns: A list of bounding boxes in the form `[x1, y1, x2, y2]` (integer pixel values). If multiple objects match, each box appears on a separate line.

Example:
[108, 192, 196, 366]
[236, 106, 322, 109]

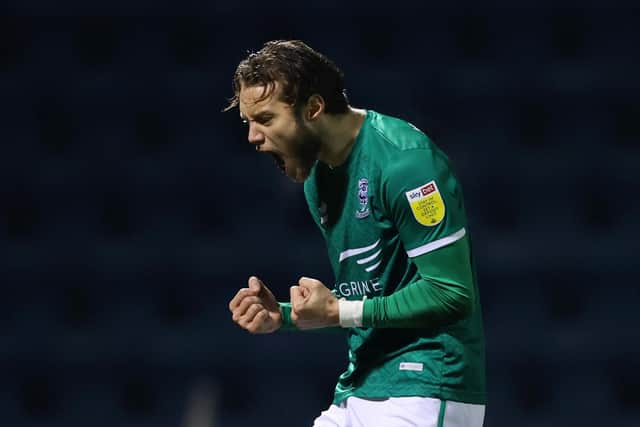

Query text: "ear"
[305, 94, 325, 121]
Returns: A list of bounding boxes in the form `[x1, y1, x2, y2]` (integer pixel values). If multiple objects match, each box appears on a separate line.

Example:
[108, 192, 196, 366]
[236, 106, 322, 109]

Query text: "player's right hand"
[229, 276, 282, 334]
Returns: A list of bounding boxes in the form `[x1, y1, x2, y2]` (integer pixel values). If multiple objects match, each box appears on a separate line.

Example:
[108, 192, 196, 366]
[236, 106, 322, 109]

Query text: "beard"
[287, 116, 322, 182]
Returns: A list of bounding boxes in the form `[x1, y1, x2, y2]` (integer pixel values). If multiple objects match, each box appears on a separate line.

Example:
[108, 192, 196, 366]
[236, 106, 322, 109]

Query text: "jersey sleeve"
[361, 235, 474, 328]
[381, 147, 468, 258]
[357, 148, 473, 328]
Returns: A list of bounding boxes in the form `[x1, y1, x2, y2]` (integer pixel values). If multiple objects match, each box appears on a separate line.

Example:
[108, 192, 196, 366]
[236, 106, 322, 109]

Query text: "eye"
[257, 116, 273, 125]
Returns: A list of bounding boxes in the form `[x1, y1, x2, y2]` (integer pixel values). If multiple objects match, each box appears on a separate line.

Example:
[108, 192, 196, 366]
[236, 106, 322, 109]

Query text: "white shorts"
[312, 396, 485, 427]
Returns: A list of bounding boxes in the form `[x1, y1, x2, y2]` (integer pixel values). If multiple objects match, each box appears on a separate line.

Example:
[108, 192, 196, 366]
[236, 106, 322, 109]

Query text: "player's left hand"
[290, 277, 339, 329]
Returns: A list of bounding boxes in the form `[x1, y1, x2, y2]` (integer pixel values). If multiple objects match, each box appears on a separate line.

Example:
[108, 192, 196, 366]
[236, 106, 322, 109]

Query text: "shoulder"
[366, 110, 434, 153]
[363, 113, 449, 180]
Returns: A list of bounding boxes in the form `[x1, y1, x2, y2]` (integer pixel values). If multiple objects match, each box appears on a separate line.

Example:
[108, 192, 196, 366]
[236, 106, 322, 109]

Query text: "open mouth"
[268, 152, 286, 173]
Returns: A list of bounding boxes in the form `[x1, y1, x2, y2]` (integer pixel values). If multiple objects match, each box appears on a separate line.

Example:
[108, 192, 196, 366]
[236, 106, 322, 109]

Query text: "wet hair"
[225, 40, 349, 114]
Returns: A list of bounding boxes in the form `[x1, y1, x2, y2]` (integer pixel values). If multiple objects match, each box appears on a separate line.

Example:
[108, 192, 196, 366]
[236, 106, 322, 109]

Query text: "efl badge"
[355, 178, 370, 219]
[405, 180, 445, 226]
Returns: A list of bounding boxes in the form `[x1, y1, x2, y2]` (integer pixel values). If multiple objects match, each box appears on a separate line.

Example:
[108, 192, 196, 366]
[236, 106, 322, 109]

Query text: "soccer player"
[227, 40, 486, 427]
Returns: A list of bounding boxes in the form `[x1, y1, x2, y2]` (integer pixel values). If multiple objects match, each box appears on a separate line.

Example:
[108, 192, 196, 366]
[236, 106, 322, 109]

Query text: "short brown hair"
[225, 40, 349, 114]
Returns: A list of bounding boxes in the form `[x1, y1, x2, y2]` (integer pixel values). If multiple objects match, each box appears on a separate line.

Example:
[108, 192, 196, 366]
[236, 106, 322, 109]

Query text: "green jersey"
[303, 110, 486, 405]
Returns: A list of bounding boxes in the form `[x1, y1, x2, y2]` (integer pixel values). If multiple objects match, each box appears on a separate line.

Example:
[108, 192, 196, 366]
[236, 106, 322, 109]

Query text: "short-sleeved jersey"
[303, 110, 486, 405]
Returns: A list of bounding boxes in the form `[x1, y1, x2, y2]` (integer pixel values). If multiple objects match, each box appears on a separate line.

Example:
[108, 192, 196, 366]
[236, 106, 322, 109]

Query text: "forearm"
[339, 236, 475, 329]
[360, 277, 471, 328]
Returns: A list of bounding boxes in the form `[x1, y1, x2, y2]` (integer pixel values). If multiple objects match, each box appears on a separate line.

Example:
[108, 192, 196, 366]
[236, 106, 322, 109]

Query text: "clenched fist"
[290, 277, 339, 330]
[229, 276, 282, 334]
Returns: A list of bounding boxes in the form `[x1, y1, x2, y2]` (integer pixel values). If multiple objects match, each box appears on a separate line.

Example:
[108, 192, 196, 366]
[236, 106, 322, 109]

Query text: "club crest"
[355, 178, 370, 219]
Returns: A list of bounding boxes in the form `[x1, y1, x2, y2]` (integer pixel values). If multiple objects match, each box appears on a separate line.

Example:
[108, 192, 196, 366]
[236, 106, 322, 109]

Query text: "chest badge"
[355, 178, 370, 219]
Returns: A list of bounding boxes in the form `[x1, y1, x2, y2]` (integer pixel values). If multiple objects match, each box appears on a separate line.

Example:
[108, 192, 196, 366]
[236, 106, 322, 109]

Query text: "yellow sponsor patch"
[404, 180, 445, 226]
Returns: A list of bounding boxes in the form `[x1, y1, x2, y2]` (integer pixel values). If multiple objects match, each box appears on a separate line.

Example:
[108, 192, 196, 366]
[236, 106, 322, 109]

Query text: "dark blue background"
[1, 2, 639, 426]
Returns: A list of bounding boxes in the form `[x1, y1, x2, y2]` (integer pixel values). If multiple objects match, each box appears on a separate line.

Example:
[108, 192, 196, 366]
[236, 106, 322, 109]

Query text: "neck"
[317, 107, 367, 168]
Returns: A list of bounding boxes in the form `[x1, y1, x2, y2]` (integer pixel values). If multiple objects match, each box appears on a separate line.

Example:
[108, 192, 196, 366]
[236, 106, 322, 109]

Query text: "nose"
[247, 122, 265, 146]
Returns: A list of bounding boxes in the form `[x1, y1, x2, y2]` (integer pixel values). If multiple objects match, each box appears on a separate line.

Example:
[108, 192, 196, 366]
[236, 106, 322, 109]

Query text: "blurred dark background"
[1, 1, 639, 426]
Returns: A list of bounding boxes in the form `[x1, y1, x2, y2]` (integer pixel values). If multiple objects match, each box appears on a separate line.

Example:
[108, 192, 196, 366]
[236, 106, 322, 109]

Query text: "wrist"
[327, 296, 340, 327]
[338, 298, 365, 328]
[278, 302, 297, 330]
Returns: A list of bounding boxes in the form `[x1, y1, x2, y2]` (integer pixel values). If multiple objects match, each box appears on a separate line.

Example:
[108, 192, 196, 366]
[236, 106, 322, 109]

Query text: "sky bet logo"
[408, 183, 436, 201]
[421, 183, 436, 195]
[407, 190, 422, 200]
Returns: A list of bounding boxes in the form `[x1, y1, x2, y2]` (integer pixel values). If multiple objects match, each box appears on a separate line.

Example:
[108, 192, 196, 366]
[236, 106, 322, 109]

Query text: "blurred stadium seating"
[1, 2, 638, 426]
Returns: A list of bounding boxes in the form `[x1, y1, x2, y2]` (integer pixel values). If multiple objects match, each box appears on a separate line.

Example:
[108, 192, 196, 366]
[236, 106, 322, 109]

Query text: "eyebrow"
[240, 110, 275, 122]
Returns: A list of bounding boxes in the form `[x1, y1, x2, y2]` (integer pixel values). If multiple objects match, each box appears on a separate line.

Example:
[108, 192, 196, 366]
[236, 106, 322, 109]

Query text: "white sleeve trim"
[339, 299, 364, 328]
[405, 228, 466, 258]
